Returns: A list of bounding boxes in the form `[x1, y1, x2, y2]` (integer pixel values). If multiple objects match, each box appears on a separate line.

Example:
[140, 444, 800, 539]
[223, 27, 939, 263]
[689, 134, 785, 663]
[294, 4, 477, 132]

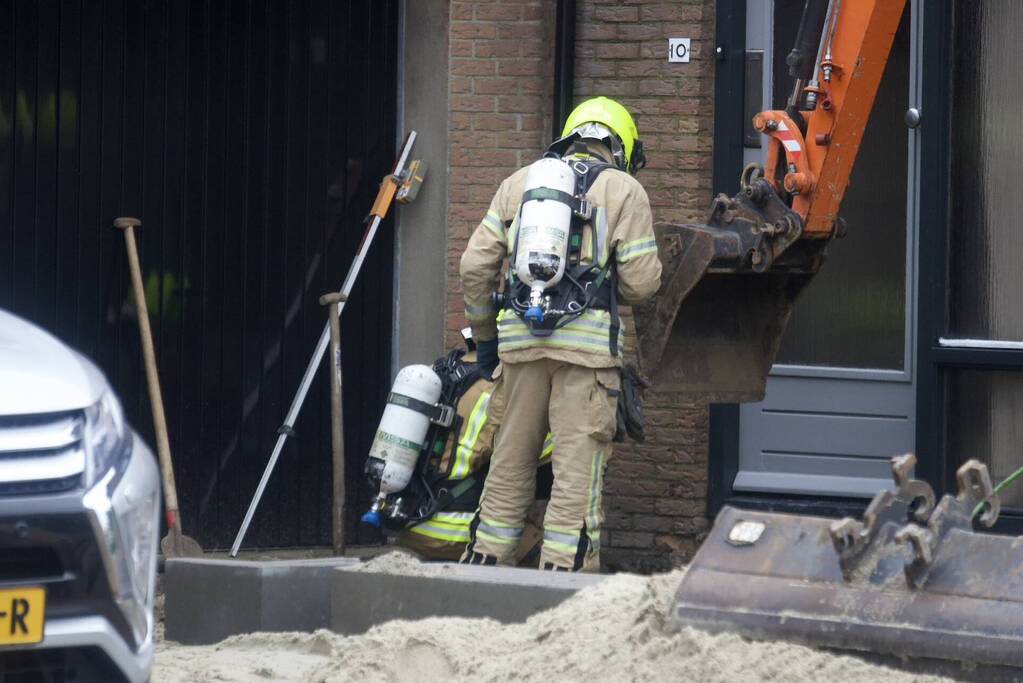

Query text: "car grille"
[0, 647, 126, 683]
[0, 412, 85, 496]
[0, 547, 63, 583]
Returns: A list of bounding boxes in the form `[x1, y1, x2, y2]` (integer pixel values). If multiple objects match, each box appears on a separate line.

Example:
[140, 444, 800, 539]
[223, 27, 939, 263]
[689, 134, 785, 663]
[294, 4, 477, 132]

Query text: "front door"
[733, 0, 919, 498]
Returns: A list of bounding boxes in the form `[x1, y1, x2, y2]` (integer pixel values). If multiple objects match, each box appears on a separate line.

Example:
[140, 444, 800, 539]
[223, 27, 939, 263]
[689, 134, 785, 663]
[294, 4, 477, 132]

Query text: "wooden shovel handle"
[114, 217, 182, 531]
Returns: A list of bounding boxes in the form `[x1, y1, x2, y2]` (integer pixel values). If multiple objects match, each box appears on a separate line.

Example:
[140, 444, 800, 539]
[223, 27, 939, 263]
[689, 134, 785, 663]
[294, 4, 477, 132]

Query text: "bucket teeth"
[828, 453, 935, 581]
[828, 517, 865, 556]
[894, 525, 934, 588]
[956, 459, 999, 527]
[890, 452, 915, 486]
[893, 459, 1000, 588]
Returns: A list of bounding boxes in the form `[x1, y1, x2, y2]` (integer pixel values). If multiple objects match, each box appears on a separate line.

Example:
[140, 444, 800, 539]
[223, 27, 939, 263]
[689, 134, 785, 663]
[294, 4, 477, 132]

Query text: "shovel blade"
[675, 506, 1023, 669]
[161, 530, 204, 559]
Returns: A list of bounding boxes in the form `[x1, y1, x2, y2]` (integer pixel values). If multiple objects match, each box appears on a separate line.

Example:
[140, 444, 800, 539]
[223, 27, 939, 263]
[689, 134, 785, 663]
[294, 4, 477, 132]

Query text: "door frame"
[914, 0, 1023, 535]
[708, 0, 927, 517]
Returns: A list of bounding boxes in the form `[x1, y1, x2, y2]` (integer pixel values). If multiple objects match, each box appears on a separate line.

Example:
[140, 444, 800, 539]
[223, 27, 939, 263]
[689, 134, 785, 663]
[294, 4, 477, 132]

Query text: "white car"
[0, 309, 160, 682]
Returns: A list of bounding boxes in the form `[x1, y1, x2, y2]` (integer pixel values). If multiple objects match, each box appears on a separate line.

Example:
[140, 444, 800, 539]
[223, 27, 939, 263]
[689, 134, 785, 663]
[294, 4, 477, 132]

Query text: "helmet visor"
[567, 122, 626, 170]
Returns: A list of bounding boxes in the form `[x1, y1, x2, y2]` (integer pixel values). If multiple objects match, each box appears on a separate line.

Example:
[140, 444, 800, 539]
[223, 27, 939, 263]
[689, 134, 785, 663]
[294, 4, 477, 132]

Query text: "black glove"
[476, 339, 498, 380]
[614, 364, 651, 442]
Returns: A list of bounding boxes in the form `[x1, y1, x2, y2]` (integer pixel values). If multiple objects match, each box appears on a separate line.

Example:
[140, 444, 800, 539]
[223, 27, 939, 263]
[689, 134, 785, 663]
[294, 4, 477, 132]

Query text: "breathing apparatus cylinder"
[360, 364, 443, 527]
[513, 158, 576, 321]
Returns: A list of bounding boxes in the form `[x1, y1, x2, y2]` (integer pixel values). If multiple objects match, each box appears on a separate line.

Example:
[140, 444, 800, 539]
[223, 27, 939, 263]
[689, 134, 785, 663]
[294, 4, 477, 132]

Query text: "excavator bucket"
[633, 179, 826, 402]
[673, 455, 1023, 671]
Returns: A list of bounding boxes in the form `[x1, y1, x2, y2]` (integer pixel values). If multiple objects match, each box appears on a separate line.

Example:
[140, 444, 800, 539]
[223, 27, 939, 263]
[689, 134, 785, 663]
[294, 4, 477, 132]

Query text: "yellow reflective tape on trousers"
[476, 517, 523, 545]
[482, 211, 505, 240]
[450, 391, 491, 479]
[543, 526, 583, 553]
[617, 236, 658, 261]
[541, 434, 553, 458]
[465, 296, 495, 322]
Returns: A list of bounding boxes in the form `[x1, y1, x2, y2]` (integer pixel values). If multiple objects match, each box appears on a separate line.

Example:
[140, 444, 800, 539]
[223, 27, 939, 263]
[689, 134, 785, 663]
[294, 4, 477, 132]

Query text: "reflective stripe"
[433, 511, 475, 525]
[617, 236, 658, 261]
[465, 296, 496, 322]
[482, 211, 506, 240]
[407, 510, 474, 542]
[500, 333, 604, 349]
[498, 325, 610, 342]
[408, 521, 471, 543]
[540, 433, 553, 459]
[476, 517, 523, 545]
[450, 392, 491, 479]
[595, 206, 609, 266]
[478, 517, 522, 531]
[497, 309, 625, 355]
[585, 449, 607, 542]
[499, 332, 624, 355]
[498, 313, 614, 334]
[544, 527, 580, 546]
[543, 526, 582, 553]
[506, 214, 520, 251]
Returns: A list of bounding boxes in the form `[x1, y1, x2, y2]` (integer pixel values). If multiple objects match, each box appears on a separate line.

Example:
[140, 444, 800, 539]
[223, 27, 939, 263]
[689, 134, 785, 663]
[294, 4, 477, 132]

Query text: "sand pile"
[342, 549, 453, 577]
[155, 553, 949, 682]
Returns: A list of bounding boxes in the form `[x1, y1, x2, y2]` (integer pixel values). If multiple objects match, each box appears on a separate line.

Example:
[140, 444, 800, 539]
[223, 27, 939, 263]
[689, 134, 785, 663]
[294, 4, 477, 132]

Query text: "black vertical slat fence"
[0, 0, 399, 549]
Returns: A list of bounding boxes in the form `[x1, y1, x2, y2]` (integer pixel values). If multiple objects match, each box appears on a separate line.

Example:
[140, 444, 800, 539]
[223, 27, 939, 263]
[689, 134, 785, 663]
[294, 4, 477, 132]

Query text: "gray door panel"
[736, 377, 915, 496]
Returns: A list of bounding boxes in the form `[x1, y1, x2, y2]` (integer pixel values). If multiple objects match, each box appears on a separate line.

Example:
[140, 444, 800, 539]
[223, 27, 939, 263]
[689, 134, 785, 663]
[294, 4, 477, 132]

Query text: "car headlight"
[115, 475, 160, 610]
[82, 390, 160, 648]
[84, 463, 160, 648]
[84, 391, 132, 486]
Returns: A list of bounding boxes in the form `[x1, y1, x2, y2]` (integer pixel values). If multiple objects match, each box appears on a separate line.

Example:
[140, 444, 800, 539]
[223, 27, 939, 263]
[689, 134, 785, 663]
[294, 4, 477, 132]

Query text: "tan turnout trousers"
[465, 359, 620, 570]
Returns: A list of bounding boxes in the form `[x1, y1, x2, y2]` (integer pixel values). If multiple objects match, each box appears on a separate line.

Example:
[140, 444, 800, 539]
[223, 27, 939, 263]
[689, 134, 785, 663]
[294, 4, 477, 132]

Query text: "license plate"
[0, 587, 45, 645]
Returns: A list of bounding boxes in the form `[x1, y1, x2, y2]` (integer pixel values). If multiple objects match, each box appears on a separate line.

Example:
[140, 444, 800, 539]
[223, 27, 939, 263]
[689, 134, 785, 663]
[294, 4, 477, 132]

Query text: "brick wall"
[444, 0, 718, 573]
[445, 0, 557, 350]
[573, 0, 717, 573]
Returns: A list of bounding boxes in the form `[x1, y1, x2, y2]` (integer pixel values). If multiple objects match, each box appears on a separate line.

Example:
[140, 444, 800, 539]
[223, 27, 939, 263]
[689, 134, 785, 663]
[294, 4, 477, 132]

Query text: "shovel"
[114, 217, 203, 558]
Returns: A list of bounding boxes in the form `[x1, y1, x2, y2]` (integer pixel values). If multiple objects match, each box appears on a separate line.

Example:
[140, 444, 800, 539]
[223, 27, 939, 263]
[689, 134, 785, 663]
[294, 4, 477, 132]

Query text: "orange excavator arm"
[636, 0, 907, 400]
[763, 0, 906, 236]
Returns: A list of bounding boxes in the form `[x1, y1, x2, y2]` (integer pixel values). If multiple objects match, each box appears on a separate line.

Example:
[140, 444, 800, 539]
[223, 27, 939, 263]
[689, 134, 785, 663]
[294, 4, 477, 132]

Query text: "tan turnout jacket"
[460, 150, 661, 368]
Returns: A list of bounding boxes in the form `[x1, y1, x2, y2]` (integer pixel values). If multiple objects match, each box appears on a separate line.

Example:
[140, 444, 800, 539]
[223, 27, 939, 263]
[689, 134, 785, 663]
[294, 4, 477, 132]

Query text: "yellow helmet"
[560, 97, 645, 173]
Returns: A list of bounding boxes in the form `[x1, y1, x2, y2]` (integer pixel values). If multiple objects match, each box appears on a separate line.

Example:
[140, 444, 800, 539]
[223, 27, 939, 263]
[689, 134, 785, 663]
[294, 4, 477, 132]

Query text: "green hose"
[972, 463, 1023, 519]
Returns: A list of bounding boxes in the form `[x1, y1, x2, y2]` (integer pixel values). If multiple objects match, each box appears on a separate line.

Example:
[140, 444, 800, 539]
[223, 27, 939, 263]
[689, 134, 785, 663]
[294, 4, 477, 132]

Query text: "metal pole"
[230, 131, 417, 556]
[320, 292, 347, 555]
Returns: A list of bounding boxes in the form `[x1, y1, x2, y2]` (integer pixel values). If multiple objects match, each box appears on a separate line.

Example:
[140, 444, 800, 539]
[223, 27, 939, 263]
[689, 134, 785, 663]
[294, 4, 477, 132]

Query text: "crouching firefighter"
[359, 330, 551, 562]
[459, 97, 661, 571]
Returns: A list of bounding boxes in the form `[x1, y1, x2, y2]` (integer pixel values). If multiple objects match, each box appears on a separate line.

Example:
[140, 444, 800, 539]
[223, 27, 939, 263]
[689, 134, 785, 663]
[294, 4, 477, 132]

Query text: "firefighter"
[358, 336, 553, 565]
[459, 97, 661, 571]
[396, 354, 553, 563]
